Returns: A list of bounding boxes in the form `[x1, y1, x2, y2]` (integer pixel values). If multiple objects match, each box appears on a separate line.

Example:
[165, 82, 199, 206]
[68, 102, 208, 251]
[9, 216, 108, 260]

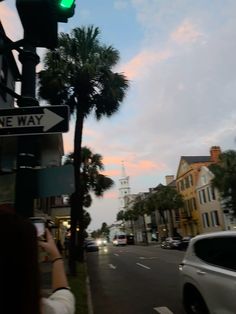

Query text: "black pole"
[14, 37, 40, 218]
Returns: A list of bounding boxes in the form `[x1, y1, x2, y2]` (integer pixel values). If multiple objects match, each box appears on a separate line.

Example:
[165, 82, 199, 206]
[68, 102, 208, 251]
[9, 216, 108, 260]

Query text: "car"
[161, 236, 182, 249]
[113, 234, 127, 246]
[176, 236, 193, 251]
[179, 231, 236, 314]
[85, 240, 99, 252]
[127, 234, 135, 245]
[96, 238, 108, 246]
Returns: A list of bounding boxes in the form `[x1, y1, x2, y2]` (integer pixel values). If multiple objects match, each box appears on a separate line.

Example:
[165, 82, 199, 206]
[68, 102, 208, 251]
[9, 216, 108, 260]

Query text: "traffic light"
[58, 0, 75, 22]
[16, 0, 76, 48]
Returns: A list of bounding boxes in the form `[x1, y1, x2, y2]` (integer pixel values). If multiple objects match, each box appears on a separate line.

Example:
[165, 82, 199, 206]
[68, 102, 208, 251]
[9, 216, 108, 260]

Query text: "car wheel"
[184, 288, 209, 314]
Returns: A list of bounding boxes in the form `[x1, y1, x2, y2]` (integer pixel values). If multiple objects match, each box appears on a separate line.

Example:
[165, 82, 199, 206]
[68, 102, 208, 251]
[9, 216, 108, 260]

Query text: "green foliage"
[209, 150, 236, 215]
[64, 146, 114, 210]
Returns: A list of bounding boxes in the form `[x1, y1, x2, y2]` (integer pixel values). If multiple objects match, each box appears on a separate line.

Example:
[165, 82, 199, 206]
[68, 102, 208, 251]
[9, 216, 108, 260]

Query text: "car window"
[194, 236, 236, 271]
[118, 235, 126, 239]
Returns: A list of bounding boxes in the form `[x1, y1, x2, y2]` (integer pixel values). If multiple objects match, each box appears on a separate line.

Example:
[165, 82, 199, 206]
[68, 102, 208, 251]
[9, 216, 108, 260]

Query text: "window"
[201, 189, 207, 203]
[211, 210, 220, 227]
[180, 180, 184, 191]
[185, 177, 190, 188]
[201, 175, 207, 185]
[211, 186, 216, 200]
[207, 187, 211, 202]
[189, 174, 193, 186]
[192, 198, 197, 210]
[198, 191, 202, 204]
[194, 237, 236, 271]
[202, 213, 210, 228]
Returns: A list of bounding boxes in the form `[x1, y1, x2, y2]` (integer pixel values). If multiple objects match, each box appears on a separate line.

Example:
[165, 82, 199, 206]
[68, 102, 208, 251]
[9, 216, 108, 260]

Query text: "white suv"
[179, 231, 236, 314]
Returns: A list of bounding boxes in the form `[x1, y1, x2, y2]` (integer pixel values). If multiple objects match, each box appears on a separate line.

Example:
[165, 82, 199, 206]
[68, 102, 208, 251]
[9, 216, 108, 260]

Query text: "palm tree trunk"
[69, 111, 84, 275]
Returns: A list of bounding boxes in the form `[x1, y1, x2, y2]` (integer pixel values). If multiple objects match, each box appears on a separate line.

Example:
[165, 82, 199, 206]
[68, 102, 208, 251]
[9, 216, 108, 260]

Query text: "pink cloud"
[102, 191, 118, 199]
[171, 20, 203, 44]
[120, 49, 172, 80]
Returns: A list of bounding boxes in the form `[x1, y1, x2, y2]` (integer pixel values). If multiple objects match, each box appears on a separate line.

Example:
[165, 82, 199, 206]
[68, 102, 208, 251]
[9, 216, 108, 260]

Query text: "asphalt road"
[86, 244, 185, 314]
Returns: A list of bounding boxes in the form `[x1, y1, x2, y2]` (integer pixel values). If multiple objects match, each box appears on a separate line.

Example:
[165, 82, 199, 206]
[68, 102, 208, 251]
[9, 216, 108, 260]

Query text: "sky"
[1, 0, 236, 230]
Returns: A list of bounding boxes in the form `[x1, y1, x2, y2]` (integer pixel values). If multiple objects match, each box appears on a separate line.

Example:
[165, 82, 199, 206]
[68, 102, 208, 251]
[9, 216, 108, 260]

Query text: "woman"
[0, 211, 75, 314]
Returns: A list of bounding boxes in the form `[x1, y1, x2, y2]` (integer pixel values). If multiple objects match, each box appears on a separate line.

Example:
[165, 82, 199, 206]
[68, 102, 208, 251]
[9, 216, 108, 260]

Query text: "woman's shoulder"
[42, 289, 75, 314]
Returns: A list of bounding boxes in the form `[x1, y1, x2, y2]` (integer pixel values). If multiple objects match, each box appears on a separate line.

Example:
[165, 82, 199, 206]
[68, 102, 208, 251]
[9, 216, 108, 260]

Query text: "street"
[86, 244, 185, 314]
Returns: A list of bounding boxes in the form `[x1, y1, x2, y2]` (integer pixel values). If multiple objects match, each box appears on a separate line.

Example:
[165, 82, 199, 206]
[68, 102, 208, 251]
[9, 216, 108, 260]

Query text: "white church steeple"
[118, 161, 131, 211]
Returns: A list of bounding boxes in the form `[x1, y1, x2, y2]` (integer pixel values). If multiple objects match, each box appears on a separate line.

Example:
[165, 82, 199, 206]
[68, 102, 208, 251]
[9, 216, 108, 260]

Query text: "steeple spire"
[121, 160, 126, 178]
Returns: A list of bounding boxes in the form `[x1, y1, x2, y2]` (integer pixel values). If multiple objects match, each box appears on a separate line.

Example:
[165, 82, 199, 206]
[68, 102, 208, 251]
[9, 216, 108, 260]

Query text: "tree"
[132, 195, 148, 244]
[209, 150, 236, 216]
[147, 186, 183, 237]
[63, 146, 114, 266]
[38, 26, 129, 272]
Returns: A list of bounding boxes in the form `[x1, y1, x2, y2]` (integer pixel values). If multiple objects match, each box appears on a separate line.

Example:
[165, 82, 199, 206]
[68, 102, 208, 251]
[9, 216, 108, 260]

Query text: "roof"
[181, 156, 211, 164]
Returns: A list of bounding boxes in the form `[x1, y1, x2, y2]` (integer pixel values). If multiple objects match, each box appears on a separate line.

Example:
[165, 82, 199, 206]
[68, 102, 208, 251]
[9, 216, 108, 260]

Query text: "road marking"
[114, 253, 119, 256]
[154, 306, 173, 314]
[139, 256, 158, 260]
[109, 264, 116, 269]
[136, 262, 151, 270]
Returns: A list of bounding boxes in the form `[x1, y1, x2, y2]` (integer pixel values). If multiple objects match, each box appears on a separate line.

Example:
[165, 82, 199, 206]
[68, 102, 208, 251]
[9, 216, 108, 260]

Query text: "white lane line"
[136, 262, 151, 270]
[109, 264, 116, 269]
[154, 306, 173, 314]
[114, 253, 119, 256]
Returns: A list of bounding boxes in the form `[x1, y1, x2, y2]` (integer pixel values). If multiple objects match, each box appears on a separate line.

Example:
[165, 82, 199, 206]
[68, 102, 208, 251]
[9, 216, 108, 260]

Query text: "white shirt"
[42, 289, 75, 314]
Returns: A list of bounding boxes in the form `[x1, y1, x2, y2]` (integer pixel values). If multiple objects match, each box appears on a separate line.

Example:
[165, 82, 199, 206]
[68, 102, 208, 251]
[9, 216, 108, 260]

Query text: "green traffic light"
[60, 0, 74, 9]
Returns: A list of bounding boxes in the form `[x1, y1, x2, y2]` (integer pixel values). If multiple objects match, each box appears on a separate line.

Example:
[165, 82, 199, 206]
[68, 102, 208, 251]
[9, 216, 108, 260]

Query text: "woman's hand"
[39, 229, 61, 261]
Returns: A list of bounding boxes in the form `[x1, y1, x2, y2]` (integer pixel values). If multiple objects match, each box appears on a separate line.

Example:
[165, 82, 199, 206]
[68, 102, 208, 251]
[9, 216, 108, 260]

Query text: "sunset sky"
[1, 1, 236, 230]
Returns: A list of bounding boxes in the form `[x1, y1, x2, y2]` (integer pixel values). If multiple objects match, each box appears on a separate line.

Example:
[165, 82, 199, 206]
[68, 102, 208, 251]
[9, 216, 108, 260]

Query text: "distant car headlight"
[96, 239, 102, 245]
[103, 239, 107, 244]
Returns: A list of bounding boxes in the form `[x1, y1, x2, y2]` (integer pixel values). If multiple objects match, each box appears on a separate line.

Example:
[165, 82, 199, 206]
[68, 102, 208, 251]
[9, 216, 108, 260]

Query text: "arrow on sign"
[0, 108, 64, 131]
[0, 105, 69, 136]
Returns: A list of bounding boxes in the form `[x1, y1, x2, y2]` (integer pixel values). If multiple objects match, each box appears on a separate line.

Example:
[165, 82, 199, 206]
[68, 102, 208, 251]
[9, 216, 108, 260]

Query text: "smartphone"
[29, 217, 46, 239]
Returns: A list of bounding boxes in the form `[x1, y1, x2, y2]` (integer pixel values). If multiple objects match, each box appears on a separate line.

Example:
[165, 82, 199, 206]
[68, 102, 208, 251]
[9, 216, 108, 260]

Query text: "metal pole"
[14, 37, 40, 218]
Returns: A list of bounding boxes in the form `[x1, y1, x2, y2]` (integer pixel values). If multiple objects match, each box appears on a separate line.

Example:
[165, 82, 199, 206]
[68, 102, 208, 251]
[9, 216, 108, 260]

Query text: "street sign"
[0, 105, 69, 136]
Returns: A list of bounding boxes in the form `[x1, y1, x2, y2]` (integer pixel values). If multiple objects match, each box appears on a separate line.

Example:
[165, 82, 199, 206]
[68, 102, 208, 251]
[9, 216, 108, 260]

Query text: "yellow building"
[176, 146, 221, 236]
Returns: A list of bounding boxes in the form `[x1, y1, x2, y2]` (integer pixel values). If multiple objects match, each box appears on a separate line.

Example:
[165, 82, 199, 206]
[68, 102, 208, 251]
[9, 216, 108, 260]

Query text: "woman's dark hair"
[0, 211, 41, 314]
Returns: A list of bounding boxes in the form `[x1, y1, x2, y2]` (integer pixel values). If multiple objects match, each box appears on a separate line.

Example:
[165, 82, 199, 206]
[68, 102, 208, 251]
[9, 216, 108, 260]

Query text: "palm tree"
[38, 26, 129, 272]
[63, 146, 114, 266]
[146, 186, 183, 237]
[132, 195, 149, 244]
[209, 150, 236, 216]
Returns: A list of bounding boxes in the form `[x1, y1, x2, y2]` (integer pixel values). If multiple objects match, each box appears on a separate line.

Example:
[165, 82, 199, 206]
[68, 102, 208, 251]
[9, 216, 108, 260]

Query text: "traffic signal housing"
[16, 0, 75, 48]
[58, 0, 75, 22]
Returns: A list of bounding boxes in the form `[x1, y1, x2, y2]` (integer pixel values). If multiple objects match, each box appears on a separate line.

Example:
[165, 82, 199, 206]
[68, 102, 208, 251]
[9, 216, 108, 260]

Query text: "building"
[118, 161, 131, 212]
[196, 166, 225, 233]
[0, 22, 67, 225]
[0, 22, 20, 211]
[176, 146, 221, 236]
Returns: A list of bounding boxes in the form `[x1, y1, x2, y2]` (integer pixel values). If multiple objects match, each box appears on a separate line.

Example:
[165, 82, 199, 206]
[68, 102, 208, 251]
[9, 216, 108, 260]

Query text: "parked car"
[161, 236, 182, 249]
[113, 234, 127, 246]
[176, 236, 193, 251]
[127, 234, 135, 245]
[85, 240, 99, 252]
[179, 231, 236, 314]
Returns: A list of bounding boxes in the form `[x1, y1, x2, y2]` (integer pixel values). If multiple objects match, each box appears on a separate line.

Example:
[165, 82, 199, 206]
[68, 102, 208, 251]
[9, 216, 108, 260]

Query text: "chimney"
[210, 146, 221, 163]
[165, 175, 174, 185]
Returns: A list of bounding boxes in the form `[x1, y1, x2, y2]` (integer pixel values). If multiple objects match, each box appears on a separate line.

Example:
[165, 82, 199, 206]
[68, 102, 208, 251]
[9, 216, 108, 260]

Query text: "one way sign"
[0, 105, 69, 136]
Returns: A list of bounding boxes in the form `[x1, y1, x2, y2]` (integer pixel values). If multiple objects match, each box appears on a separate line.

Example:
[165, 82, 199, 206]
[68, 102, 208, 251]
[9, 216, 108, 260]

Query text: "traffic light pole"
[14, 37, 40, 218]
